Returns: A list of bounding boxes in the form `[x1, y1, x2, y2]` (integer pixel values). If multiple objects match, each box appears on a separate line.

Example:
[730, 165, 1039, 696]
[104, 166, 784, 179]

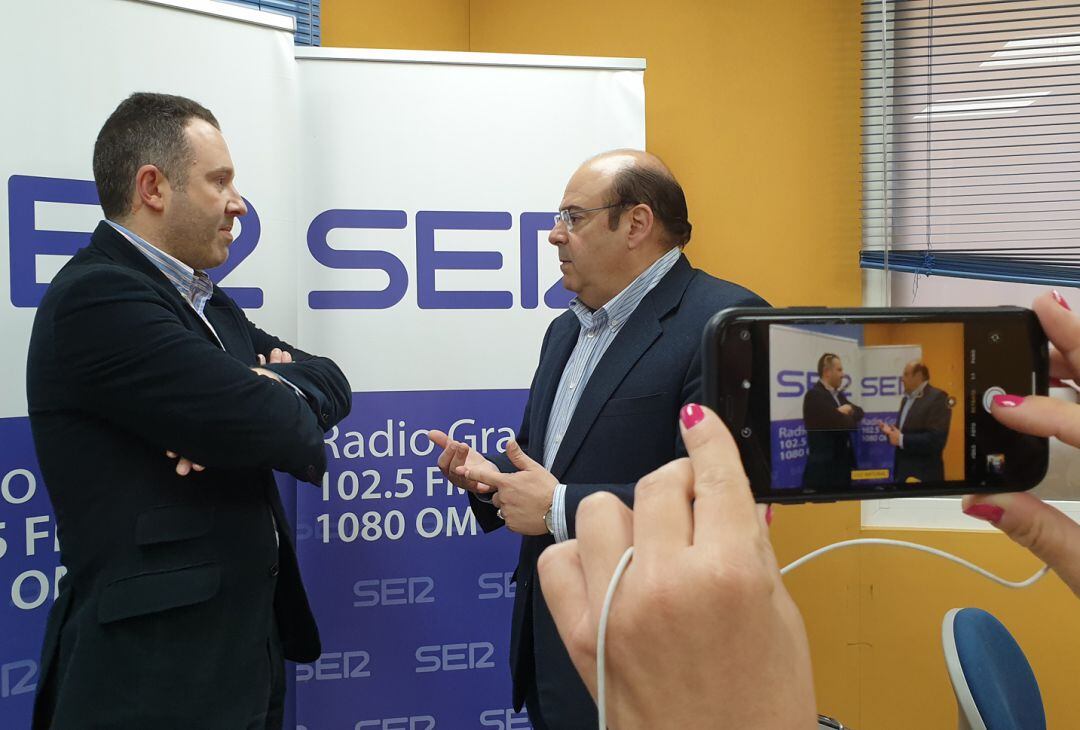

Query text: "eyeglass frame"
[552, 202, 632, 232]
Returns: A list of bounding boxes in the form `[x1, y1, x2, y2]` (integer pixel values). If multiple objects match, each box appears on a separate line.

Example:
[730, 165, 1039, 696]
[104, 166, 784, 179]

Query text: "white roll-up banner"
[0, 0, 646, 726]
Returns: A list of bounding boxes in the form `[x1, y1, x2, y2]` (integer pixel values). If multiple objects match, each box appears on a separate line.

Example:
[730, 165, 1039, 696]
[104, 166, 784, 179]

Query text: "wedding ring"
[497, 508, 505, 520]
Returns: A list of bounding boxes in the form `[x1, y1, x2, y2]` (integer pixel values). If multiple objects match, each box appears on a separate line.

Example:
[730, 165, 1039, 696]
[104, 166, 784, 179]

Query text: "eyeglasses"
[553, 203, 625, 232]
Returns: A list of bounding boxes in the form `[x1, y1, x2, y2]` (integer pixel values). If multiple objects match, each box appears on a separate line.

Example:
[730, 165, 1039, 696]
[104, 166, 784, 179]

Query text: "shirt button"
[569, 382, 576, 390]
[587, 332, 595, 339]
[269, 563, 280, 577]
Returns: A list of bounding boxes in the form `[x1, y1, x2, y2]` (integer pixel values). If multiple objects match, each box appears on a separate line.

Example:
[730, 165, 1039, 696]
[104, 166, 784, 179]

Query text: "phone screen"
[708, 308, 1049, 501]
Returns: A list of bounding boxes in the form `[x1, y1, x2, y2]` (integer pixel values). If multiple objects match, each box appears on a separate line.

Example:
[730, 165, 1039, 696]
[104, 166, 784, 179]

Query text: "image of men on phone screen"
[802, 353, 865, 488]
[878, 360, 952, 483]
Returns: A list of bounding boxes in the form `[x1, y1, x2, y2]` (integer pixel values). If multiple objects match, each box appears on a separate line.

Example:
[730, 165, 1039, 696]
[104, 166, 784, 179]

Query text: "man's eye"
[569, 213, 585, 223]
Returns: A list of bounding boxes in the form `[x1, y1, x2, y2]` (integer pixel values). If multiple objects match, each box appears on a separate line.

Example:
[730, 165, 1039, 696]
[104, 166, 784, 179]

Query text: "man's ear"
[132, 164, 169, 214]
[625, 203, 656, 250]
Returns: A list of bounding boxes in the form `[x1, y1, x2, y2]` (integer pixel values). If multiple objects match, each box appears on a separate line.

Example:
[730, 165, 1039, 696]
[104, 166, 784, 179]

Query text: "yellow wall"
[322, 2, 1080, 726]
[864, 323, 965, 481]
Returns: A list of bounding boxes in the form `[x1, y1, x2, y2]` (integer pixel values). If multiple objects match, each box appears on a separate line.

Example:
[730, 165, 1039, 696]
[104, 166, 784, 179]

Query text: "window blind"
[224, 0, 319, 45]
[861, 0, 1080, 288]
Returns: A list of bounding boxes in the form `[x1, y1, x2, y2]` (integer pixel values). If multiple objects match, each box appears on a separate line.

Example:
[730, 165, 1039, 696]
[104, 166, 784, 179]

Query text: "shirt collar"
[568, 246, 681, 331]
[907, 380, 929, 399]
[105, 219, 215, 312]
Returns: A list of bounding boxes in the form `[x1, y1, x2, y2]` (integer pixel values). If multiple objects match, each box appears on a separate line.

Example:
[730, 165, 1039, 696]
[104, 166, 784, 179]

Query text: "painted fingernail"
[765, 504, 774, 527]
[680, 403, 705, 430]
[963, 503, 1004, 524]
[1053, 290, 1072, 311]
[993, 394, 1025, 408]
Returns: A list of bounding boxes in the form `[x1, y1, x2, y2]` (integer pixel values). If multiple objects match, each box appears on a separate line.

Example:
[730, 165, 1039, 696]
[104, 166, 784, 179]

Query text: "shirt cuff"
[551, 483, 569, 543]
[275, 374, 306, 400]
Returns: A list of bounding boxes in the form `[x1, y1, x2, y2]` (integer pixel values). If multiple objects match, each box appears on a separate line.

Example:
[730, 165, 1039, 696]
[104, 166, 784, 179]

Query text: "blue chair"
[941, 607, 1046, 730]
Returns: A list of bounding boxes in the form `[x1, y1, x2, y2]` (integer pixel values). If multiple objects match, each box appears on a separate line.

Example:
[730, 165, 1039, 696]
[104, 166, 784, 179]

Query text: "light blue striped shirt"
[545, 246, 682, 541]
[105, 220, 224, 349]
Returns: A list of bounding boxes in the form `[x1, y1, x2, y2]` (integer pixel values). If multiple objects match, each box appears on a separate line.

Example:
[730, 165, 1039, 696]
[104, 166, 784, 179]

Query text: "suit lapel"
[548, 255, 695, 478]
[90, 222, 249, 358]
[529, 315, 579, 461]
[204, 294, 255, 360]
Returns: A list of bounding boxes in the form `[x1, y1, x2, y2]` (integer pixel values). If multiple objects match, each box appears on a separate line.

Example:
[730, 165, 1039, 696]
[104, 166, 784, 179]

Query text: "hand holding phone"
[703, 306, 1049, 503]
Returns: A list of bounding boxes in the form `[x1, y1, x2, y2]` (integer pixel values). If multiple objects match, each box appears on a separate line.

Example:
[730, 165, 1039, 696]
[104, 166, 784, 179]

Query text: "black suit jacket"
[27, 222, 351, 729]
[894, 384, 951, 483]
[801, 381, 864, 489]
[468, 255, 765, 729]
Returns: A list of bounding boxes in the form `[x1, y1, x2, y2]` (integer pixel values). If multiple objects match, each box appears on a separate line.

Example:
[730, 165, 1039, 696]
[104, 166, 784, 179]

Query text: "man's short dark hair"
[605, 163, 693, 248]
[912, 362, 930, 381]
[817, 353, 839, 376]
[93, 92, 219, 219]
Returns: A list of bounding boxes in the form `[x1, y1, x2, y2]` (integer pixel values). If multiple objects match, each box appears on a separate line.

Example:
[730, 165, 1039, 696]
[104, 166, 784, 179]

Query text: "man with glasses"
[430, 149, 765, 729]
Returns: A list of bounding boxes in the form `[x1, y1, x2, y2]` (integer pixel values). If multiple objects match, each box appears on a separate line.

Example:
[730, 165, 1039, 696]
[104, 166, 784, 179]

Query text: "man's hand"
[463, 440, 557, 536]
[837, 403, 854, 416]
[428, 430, 498, 495]
[879, 421, 901, 446]
[165, 450, 204, 476]
[253, 348, 292, 382]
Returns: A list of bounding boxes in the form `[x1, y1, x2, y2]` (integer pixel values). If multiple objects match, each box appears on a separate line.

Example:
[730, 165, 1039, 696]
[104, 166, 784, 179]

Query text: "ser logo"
[478, 571, 515, 600]
[776, 371, 904, 399]
[1, 660, 36, 698]
[354, 718, 436, 730]
[7, 175, 572, 311]
[353, 577, 435, 607]
[415, 642, 496, 673]
[295, 651, 372, 681]
[479, 709, 532, 728]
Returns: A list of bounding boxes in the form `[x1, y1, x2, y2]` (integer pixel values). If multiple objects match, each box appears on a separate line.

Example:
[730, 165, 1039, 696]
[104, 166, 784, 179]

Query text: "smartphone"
[702, 307, 1049, 503]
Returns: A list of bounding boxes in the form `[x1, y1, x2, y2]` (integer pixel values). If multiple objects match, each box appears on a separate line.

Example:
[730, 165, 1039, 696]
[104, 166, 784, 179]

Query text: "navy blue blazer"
[469, 254, 766, 728]
[27, 222, 351, 729]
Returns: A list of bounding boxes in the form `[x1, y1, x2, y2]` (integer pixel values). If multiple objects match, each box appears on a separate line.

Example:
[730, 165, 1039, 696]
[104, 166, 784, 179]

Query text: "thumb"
[964, 492, 1080, 597]
[505, 439, 539, 471]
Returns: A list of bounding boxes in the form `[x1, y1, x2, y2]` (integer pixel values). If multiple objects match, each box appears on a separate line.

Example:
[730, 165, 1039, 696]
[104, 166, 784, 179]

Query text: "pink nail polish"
[680, 403, 705, 430]
[964, 503, 1004, 524]
[1053, 290, 1072, 311]
[993, 394, 1025, 408]
[765, 504, 774, 527]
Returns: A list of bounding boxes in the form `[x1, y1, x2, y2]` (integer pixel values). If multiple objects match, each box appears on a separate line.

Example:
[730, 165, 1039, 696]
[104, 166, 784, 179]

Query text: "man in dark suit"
[429, 150, 766, 730]
[801, 353, 865, 489]
[27, 93, 350, 729]
[879, 360, 952, 482]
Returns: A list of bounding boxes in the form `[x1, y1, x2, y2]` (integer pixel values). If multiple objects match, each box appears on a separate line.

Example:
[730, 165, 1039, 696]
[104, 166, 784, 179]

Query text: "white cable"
[595, 539, 1050, 729]
[779, 538, 1050, 588]
[597, 546, 635, 730]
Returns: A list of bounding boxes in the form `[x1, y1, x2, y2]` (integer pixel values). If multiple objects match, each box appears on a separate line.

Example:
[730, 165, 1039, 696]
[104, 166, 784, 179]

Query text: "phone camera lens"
[740, 427, 752, 438]
[989, 332, 1001, 344]
[739, 329, 750, 341]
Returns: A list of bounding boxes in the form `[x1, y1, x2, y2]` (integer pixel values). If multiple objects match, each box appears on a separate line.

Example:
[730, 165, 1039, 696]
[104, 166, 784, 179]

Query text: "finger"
[269, 347, 283, 364]
[257, 354, 266, 366]
[963, 492, 1080, 597]
[537, 542, 597, 696]
[492, 492, 503, 509]
[1034, 291, 1080, 380]
[632, 458, 694, 557]
[192, 463, 205, 472]
[427, 430, 450, 449]
[463, 464, 511, 491]
[989, 394, 1080, 449]
[176, 458, 192, 476]
[679, 404, 760, 546]
[166, 450, 177, 459]
[505, 440, 539, 471]
[574, 492, 634, 616]
[282, 351, 293, 364]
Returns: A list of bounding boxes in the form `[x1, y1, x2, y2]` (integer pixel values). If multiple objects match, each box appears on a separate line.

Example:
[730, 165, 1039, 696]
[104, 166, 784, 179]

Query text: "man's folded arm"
[246, 318, 352, 431]
[52, 269, 336, 482]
